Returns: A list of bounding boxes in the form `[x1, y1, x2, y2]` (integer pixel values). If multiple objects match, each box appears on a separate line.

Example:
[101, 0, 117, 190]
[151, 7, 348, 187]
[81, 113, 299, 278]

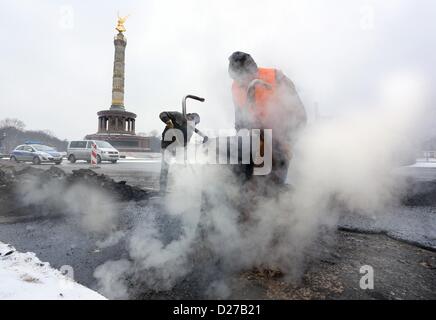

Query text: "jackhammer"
[159, 94, 206, 193]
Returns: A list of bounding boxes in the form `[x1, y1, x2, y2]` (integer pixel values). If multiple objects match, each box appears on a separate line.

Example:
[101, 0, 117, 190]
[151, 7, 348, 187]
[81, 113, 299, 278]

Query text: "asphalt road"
[0, 158, 435, 299]
[33, 158, 162, 190]
[25, 157, 436, 188]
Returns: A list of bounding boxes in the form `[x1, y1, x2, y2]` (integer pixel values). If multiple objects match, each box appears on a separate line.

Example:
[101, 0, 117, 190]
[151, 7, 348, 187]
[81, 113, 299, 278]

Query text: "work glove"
[166, 120, 174, 129]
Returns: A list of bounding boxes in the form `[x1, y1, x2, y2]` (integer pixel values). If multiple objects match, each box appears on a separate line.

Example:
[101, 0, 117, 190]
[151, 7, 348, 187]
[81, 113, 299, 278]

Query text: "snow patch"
[0, 241, 106, 300]
[408, 160, 436, 168]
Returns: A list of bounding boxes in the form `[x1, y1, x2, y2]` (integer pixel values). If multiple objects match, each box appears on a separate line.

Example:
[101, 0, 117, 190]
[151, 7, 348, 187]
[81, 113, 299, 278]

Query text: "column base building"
[85, 21, 151, 152]
[85, 109, 150, 152]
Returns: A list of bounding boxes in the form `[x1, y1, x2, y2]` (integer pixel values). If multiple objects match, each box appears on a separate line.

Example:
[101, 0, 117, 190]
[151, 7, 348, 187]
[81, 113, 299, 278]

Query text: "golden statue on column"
[116, 13, 129, 33]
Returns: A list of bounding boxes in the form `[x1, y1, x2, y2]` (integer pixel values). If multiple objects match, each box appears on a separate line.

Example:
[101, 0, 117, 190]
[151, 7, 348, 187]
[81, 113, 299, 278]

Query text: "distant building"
[86, 18, 151, 152]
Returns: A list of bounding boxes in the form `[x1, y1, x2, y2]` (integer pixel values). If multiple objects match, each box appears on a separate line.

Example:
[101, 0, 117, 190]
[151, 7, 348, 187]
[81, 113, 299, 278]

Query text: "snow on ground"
[0, 241, 106, 300]
[408, 160, 436, 168]
[119, 159, 160, 163]
[119, 152, 161, 162]
[120, 152, 161, 159]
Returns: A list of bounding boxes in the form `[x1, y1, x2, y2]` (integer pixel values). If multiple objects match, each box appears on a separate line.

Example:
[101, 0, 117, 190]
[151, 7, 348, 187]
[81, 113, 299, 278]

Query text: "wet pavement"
[339, 206, 436, 251]
[0, 159, 435, 299]
[32, 158, 162, 190]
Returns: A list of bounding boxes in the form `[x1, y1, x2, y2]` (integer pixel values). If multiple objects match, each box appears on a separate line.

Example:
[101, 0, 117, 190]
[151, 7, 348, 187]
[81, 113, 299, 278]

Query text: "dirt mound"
[0, 161, 158, 219]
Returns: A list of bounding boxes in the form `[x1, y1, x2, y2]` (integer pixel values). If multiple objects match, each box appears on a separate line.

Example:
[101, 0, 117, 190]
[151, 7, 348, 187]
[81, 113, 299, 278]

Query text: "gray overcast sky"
[1, 0, 435, 140]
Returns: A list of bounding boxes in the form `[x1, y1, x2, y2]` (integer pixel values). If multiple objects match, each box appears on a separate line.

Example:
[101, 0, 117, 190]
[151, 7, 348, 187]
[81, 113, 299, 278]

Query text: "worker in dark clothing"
[159, 111, 204, 148]
[159, 111, 206, 193]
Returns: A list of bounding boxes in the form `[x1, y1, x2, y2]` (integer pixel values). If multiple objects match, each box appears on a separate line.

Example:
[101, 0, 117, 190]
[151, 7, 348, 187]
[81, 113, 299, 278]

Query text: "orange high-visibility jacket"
[231, 67, 277, 120]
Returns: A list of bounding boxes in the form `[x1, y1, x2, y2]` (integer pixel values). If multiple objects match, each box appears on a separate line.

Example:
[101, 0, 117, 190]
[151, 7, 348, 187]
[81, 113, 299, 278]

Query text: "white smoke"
[17, 178, 119, 234]
[94, 259, 132, 299]
[94, 70, 428, 299]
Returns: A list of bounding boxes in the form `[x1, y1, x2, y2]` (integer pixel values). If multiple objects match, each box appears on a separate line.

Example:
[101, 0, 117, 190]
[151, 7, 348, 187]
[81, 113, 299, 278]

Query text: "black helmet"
[228, 51, 258, 81]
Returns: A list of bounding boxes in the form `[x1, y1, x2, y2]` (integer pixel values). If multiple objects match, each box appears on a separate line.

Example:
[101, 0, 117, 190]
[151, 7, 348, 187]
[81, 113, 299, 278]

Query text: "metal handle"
[182, 95, 205, 117]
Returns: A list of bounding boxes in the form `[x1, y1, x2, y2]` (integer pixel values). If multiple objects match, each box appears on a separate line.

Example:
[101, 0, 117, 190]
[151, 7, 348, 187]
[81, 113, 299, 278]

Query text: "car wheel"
[97, 155, 102, 164]
[111, 160, 117, 164]
[68, 154, 76, 163]
[10, 156, 19, 163]
[33, 156, 41, 165]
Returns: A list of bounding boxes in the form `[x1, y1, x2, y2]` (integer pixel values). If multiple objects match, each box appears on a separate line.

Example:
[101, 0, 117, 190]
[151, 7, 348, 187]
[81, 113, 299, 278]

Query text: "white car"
[67, 140, 119, 164]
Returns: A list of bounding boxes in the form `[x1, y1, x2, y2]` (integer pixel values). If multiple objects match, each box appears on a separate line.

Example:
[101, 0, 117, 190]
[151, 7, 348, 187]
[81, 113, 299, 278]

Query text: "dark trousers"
[159, 150, 170, 192]
[159, 148, 178, 192]
[232, 138, 291, 186]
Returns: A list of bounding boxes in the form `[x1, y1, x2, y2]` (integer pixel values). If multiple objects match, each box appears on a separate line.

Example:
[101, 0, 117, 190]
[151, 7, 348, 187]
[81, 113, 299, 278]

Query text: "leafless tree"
[0, 118, 25, 131]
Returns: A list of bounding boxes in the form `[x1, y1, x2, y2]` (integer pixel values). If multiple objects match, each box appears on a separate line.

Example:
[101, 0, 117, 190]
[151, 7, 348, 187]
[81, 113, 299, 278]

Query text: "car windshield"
[33, 145, 55, 152]
[95, 141, 113, 148]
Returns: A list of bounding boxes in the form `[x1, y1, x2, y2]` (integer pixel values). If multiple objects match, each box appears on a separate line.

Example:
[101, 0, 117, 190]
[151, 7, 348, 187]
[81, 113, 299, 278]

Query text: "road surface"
[0, 158, 435, 299]
[34, 157, 162, 190]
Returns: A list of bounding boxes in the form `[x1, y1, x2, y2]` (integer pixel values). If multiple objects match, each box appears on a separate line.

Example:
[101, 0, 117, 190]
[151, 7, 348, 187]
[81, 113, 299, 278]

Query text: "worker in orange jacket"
[228, 51, 307, 184]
